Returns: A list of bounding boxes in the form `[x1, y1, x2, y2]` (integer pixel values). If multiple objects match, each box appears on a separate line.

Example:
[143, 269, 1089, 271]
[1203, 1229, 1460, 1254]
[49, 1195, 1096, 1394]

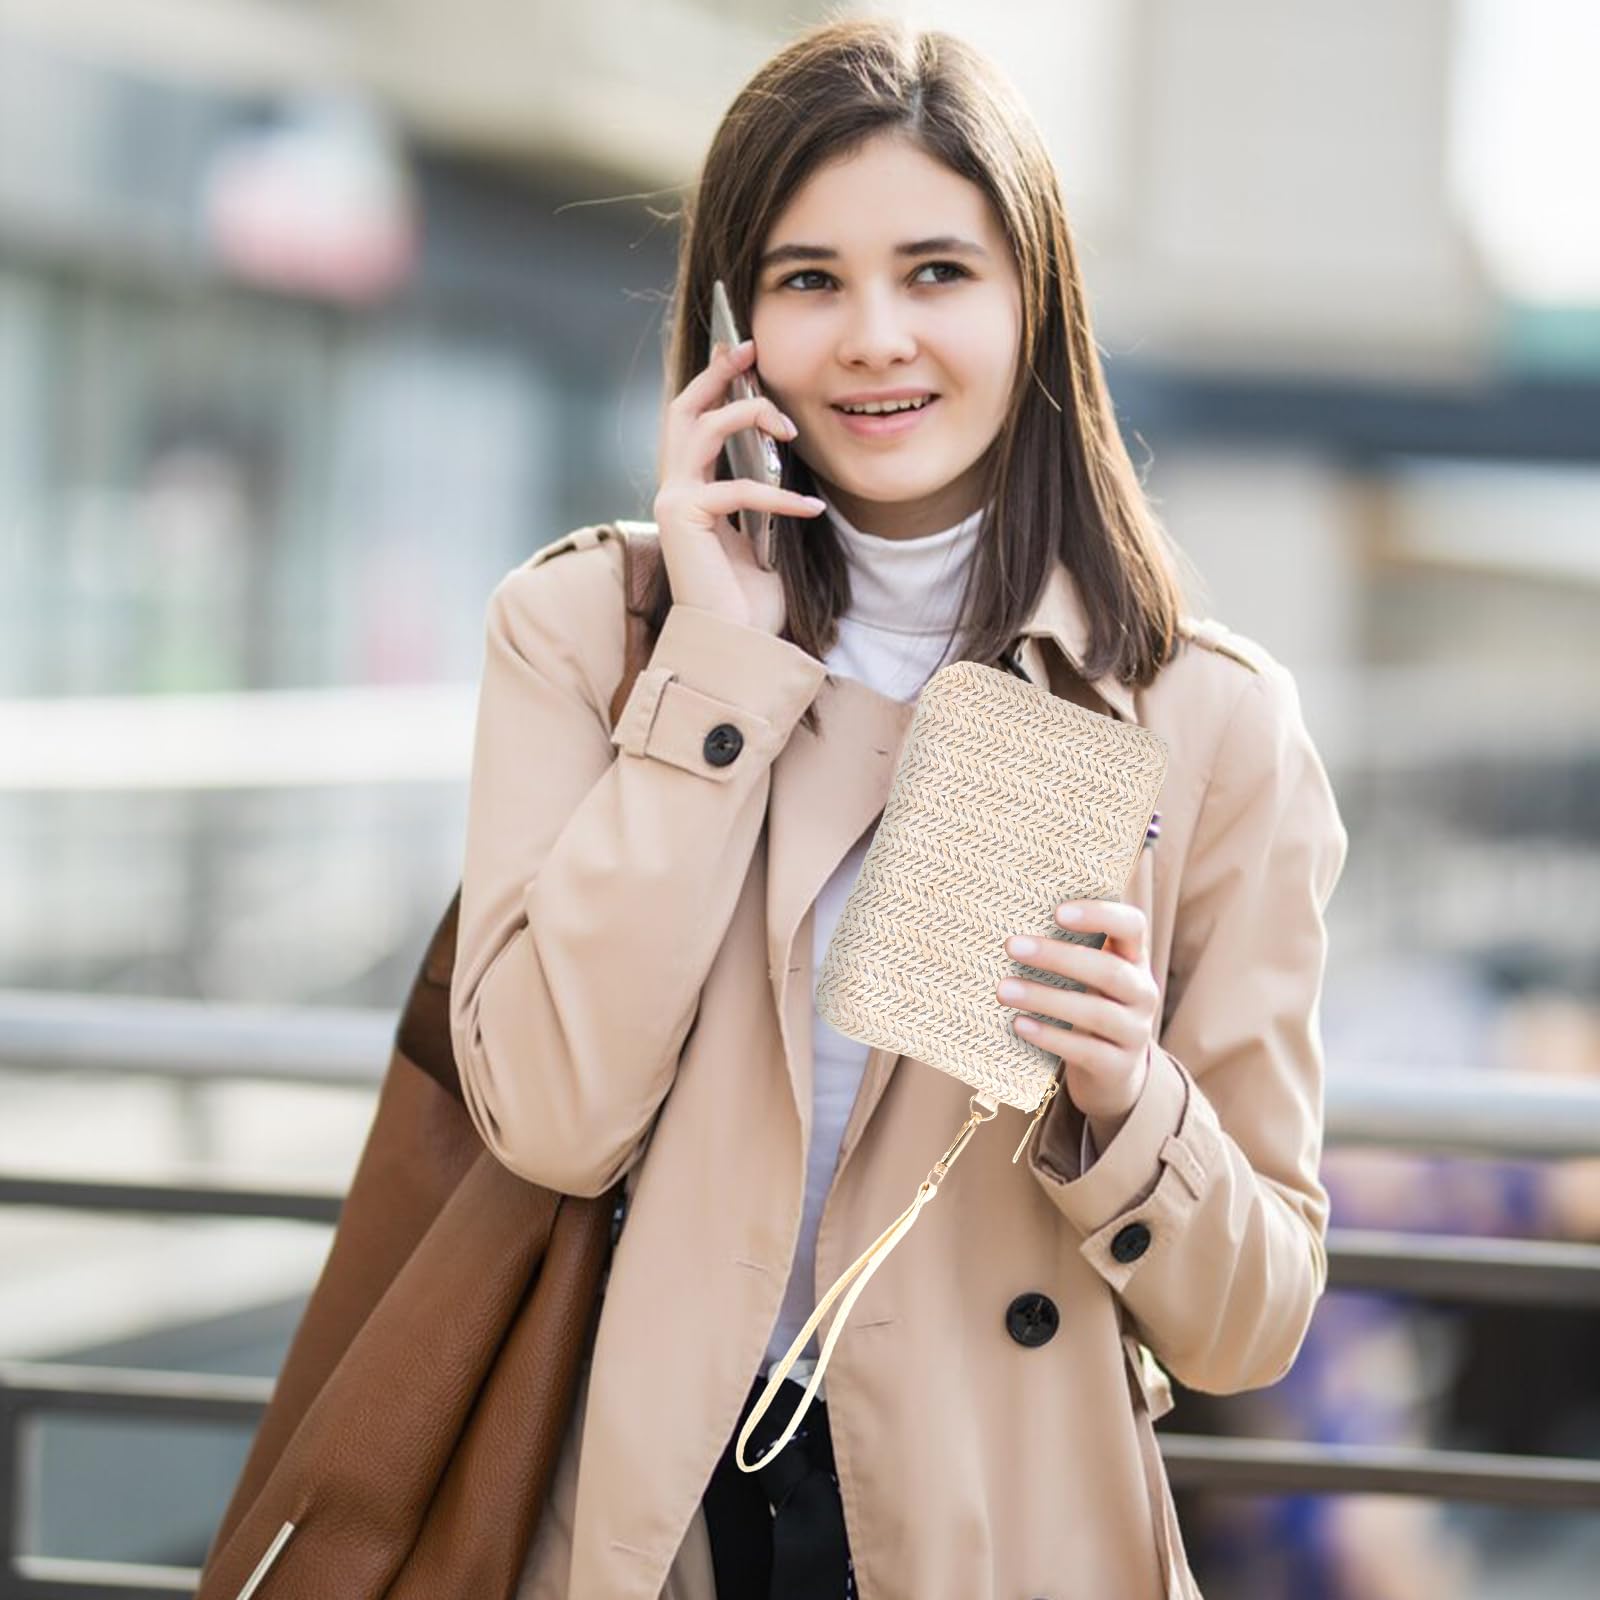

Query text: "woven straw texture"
[816, 660, 1168, 1113]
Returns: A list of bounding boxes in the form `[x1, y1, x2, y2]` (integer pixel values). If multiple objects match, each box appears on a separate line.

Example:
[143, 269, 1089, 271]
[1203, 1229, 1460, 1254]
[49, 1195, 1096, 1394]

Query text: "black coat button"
[1111, 1222, 1152, 1264]
[703, 723, 744, 767]
[1004, 1292, 1059, 1348]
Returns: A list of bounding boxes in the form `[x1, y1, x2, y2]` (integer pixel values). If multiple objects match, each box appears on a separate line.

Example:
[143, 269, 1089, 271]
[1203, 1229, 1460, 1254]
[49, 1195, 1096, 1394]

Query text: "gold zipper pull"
[234, 1520, 296, 1600]
[1011, 1080, 1059, 1164]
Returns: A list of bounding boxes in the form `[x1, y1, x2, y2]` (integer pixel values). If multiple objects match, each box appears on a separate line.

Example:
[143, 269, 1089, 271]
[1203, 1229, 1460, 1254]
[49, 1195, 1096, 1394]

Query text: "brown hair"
[648, 15, 1193, 734]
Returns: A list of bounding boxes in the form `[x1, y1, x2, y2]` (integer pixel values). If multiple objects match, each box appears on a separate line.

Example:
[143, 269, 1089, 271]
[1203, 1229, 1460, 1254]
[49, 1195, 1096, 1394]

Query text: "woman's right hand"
[653, 338, 829, 637]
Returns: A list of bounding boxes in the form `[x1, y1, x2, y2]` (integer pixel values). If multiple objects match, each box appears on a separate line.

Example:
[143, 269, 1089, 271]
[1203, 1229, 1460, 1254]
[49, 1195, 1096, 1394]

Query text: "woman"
[449, 17, 1348, 1600]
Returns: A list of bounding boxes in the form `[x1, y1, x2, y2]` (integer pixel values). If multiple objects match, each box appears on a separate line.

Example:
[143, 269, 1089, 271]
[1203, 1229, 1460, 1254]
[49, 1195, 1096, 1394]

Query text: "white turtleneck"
[764, 490, 986, 1387]
[816, 492, 986, 696]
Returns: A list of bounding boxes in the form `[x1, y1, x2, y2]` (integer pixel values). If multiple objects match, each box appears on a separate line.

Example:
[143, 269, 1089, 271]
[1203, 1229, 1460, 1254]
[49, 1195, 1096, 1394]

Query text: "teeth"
[838, 396, 932, 415]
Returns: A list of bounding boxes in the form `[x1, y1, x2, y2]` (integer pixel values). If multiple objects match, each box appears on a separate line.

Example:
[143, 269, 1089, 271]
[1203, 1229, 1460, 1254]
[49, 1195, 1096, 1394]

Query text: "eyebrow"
[757, 235, 989, 271]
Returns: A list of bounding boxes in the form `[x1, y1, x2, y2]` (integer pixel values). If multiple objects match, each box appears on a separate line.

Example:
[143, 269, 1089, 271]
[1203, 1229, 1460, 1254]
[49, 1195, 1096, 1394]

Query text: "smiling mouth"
[831, 394, 939, 416]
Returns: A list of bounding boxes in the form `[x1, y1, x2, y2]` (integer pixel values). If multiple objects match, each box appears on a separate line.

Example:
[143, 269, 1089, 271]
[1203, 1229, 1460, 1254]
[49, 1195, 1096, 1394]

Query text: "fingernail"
[1007, 936, 1036, 957]
[779, 414, 798, 436]
[997, 979, 1026, 1002]
[804, 496, 827, 509]
[1056, 905, 1081, 924]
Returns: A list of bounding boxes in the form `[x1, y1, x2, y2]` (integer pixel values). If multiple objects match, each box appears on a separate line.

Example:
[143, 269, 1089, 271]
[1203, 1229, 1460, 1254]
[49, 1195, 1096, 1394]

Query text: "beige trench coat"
[448, 522, 1349, 1600]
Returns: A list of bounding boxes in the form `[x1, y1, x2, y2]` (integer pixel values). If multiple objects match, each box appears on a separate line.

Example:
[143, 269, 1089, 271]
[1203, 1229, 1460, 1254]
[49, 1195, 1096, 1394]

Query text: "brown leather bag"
[197, 525, 663, 1600]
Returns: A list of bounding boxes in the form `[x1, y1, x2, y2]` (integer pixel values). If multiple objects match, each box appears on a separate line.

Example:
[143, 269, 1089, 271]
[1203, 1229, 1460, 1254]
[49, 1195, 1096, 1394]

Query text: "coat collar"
[763, 557, 1140, 1128]
[1014, 558, 1139, 726]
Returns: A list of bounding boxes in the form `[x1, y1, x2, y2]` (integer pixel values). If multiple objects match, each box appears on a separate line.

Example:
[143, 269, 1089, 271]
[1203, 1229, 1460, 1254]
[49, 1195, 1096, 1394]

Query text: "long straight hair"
[649, 16, 1192, 734]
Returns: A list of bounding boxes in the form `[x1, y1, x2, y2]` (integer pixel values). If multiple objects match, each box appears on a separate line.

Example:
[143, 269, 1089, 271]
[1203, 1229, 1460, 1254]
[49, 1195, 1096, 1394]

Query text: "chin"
[822, 462, 950, 500]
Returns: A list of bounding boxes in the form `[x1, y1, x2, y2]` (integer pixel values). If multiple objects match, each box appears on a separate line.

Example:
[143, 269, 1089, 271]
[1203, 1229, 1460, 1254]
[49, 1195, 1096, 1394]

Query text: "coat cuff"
[1028, 1043, 1216, 1291]
[611, 604, 826, 776]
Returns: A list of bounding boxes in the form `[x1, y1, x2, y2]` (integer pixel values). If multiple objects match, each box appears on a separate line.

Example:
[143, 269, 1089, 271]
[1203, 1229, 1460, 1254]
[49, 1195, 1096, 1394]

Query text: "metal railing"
[3, 989, 1600, 1596]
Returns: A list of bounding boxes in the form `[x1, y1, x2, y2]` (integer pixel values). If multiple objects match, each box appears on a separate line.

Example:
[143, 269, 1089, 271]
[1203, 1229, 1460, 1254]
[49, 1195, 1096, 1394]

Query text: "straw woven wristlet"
[736, 658, 1168, 1472]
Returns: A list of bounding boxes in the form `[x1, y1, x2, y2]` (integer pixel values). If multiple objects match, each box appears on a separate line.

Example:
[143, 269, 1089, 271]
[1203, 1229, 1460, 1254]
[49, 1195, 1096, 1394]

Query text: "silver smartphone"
[710, 278, 782, 570]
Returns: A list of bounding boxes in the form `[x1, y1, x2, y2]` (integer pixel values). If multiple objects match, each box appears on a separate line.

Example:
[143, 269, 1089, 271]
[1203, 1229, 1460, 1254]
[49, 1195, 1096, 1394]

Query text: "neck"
[818, 490, 986, 635]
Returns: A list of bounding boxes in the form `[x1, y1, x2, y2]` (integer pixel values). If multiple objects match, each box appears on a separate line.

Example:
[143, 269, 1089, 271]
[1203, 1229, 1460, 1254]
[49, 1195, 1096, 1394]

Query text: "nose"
[836, 281, 918, 370]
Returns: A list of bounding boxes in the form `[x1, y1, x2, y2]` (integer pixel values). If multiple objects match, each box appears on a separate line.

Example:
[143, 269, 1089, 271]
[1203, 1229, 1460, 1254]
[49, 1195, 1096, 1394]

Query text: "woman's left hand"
[996, 900, 1159, 1147]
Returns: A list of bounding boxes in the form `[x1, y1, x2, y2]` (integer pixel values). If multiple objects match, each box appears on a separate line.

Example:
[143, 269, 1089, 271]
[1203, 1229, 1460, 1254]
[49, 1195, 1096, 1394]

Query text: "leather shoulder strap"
[608, 522, 664, 729]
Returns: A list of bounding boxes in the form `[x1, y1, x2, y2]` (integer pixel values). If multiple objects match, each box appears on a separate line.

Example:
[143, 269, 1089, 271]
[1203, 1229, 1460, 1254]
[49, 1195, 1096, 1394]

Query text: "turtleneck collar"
[817, 490, 988, 636]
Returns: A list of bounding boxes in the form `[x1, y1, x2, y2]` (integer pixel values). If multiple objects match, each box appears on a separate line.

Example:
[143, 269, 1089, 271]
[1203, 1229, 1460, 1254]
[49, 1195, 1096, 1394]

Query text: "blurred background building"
[1, 0, 1597, 1593]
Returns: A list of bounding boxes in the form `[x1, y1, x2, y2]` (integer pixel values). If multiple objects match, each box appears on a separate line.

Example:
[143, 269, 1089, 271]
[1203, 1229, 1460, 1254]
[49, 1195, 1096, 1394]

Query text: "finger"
[1013, 1013, 1123, 1069]
[998, 979, 1135, 1044]
[698, 481, 827, 519]
[687, 396, 796, 469]
[1004, 934, 1141, 1003]
[1056, 899, 1148, 964]
[670, 338, 758, 419]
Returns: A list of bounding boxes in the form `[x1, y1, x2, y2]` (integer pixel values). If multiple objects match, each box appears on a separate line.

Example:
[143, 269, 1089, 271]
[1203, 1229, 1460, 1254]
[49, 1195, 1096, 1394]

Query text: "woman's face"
[748, 132, 1024, 542]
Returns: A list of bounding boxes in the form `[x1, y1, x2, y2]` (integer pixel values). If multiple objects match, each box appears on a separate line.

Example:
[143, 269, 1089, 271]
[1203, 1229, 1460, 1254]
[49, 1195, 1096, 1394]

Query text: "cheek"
[747, 309, 812, 394]
[940, 302, 1021, 407]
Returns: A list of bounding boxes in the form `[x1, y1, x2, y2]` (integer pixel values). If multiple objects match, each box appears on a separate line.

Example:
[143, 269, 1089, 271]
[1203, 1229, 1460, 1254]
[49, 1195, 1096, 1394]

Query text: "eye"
[774, 261, 972, 292]
[914, 260, 971, 285]
[778, 268, 835, 292]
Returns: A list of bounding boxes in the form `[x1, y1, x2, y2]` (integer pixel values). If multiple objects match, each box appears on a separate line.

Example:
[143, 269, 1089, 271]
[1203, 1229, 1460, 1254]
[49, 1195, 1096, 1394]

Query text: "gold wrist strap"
[735, 1093, 999, 1473]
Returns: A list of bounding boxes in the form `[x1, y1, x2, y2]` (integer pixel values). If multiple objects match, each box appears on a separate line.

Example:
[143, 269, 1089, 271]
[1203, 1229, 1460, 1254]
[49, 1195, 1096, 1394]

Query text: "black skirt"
[701, 1372, 857, 1599]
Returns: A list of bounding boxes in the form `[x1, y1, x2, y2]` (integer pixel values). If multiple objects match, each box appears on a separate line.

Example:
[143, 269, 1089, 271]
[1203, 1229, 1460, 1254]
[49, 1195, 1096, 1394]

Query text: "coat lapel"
[765, 672, 917, 1120]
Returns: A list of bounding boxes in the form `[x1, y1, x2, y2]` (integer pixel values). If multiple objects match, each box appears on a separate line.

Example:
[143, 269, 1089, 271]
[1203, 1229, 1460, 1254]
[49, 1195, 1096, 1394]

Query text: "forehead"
[764, 135, 1004, 252]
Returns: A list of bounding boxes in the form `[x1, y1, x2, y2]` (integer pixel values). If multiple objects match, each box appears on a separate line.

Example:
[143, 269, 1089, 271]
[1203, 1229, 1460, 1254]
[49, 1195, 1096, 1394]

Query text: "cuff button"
[1110, 1222, 1152, 1264]
[703, 723, 744, 766]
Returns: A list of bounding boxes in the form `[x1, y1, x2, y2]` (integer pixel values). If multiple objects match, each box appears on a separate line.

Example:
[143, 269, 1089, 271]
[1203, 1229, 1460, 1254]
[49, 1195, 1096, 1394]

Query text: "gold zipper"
[1011, 1079, 1059, 1164]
